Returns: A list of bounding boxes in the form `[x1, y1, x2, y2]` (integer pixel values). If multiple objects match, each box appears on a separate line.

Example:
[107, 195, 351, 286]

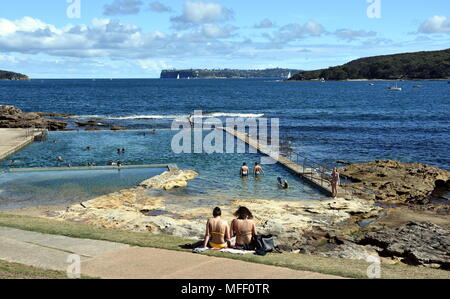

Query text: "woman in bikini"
[231, 207, 257, 250]
[330, 168, 341, 198]
[203, 207, 230, 250]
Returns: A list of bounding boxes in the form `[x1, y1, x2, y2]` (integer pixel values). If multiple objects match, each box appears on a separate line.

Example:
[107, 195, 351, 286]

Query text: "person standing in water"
[330, 168, 341, 198]
[240, 163, 249, 177]
[254, 162, 264, 177]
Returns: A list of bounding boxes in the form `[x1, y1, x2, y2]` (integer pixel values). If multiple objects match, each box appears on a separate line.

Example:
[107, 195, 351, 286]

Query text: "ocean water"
[0, 79, 449, 208]
[1, 79, 448, 170]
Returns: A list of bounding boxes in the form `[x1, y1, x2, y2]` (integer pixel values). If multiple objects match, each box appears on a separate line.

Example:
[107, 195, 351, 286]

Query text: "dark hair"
[255, 162, 259, 166]
[233, 206, 253, 220]
[243, 162, 247, 166]
[213, 207, 222, 217]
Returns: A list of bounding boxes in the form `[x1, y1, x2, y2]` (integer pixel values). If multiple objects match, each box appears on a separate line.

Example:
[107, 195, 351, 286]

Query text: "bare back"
[232, 219, 256, 245]
[207, 218, 229, 245]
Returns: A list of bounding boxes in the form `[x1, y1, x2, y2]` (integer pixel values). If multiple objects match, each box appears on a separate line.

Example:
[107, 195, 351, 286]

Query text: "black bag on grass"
[254, 235, 275, 256]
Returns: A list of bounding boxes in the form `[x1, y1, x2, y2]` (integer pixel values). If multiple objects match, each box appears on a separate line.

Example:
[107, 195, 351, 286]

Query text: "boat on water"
[369, 83, 375, 86]
[177, 74, 180, 80]
[388, 82, 402, 91]
[413, 85, 423, 88]
[287, 72, 292, 79]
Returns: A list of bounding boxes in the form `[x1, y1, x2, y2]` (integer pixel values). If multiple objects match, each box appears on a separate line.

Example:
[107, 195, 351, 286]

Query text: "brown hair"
[233, 206, 254, 220]
[213, 207, 222, 217]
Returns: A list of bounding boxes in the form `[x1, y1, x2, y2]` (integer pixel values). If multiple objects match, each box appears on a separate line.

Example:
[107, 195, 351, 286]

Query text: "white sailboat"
[287, 72, 292, 79]
[177, 74, 180, 80]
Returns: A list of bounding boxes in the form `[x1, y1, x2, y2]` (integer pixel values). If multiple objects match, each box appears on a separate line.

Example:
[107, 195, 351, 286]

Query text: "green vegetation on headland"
[290, 48, 450, 81]
[0, 213, 449, 279]
[0, 70, 29, 81]
[161, 68, 302, 79]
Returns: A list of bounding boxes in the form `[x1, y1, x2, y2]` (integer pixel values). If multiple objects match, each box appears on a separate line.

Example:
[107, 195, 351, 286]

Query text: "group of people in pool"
[240, 162, 264, 177]
[240, 162, 290, 190]
[203, 206, 257, 250]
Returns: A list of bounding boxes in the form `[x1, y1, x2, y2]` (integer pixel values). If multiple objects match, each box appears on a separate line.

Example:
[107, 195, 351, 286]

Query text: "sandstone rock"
[140, 170, 198, 190]
[111, 126, 127, 131]
[0, 105, 22, 115]
[36, 112, 74, 118]
[0, 105, 68, 131]
[357, 222, 450, 270]
[341, 160, 450, 204]
[319, 243, 380, 262]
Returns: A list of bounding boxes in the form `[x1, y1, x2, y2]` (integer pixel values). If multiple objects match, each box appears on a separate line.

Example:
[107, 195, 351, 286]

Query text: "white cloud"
[103, 0, 143, 16]
[148, 1, 172, 13]
[136, 59, 170, 71]
[334, 29, 377, 41]
[419, 16, 450, 34]
[254, 19, 274, 29]
[201, 24, 237, 39]
[171, 1, 234, 29]
[265, 21, 326, 44]
[0, 17, 240, 60]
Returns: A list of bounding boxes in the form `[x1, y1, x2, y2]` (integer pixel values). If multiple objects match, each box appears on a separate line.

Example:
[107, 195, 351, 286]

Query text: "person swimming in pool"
[254, 162, 264, 176]
[240, 163, 249, 177]
[277, 177, 289, 189]
[203, 207, 230, 249]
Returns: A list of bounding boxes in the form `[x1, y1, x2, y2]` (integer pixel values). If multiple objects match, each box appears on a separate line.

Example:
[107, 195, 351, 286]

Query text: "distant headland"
[289, 48, 450, 81]
[0, 70, 29, 81]
[160, 68, 302, 79]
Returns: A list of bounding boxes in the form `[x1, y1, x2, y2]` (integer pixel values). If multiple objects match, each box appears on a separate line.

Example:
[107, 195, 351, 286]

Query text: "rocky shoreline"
[38, 160, 449, 270]
[0, 105, 68, 131]
[0, 105, 130, 131]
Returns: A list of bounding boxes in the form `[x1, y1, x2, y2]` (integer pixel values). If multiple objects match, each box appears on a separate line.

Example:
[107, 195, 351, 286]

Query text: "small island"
[290, 48, 450, 81]
[0, 70, 29, 81]
[161, 68, 302, 79]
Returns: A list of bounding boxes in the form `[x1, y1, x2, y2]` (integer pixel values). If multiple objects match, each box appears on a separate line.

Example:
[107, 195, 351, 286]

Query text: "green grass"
[0, 259, 78, 279]
[0, 213, 449, 279]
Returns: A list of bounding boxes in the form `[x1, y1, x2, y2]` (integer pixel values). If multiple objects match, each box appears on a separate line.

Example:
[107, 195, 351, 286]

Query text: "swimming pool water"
[0, 167, 166, 210]
[0, 130, 327, 207]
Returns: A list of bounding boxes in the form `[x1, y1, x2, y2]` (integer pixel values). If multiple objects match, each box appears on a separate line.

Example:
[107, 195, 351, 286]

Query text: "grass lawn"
[0, 213, 449, 279]
[0, 259, 71, 279]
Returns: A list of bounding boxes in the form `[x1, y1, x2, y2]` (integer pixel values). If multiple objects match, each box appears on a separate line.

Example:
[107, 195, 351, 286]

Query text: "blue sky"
[0, 0, 449, 78]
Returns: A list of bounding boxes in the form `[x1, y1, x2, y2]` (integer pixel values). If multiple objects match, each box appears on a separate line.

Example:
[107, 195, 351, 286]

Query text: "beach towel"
[192, 247, 255, 255]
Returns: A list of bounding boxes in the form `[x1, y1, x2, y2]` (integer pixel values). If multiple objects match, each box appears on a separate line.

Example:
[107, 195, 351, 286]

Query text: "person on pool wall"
[230, 206, 257, 250]
[203, 207, 230, 250]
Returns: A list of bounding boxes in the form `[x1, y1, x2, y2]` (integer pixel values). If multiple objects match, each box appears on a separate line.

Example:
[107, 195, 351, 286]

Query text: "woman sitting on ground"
[203, 207, 230, 250]
[231, 207, 257, 250]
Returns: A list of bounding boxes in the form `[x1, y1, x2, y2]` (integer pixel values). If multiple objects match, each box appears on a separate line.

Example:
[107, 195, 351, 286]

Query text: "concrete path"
[0, 128, 40, 161]
[0, 227, 343, 279]
[0, 227, 129, 271]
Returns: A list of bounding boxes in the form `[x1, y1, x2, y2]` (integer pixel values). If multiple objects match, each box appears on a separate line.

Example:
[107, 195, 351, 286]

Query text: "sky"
[0, 0, 449, 78]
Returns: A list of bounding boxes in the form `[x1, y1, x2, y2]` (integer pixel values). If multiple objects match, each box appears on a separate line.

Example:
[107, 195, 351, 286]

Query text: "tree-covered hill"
[0, 70, 29, 80]
[290, 49, 450, 81]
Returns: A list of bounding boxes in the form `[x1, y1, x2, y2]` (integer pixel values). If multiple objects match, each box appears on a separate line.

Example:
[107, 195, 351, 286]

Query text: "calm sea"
[1, 78, 449, 170]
